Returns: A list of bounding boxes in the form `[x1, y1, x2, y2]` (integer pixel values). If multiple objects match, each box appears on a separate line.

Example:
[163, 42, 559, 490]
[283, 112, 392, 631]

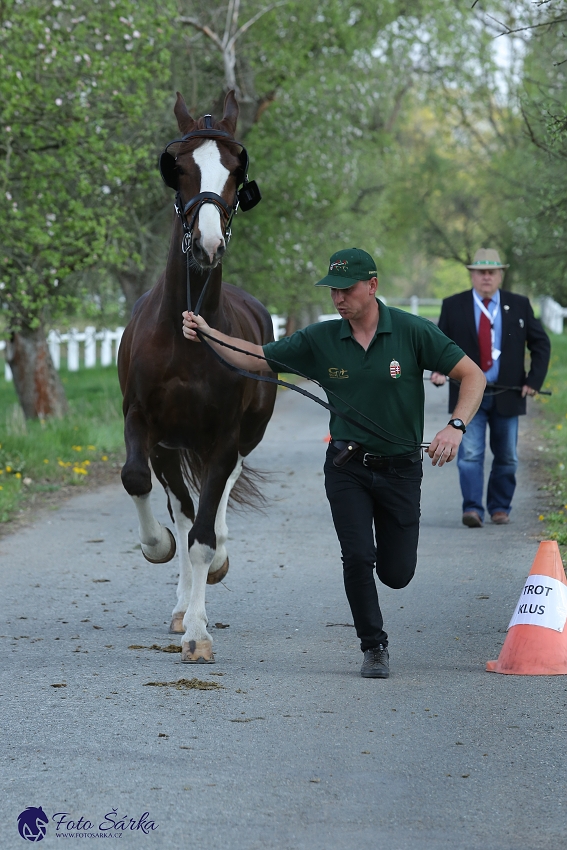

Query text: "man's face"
[330, 278, 378, 321]
[470, 268, 503, 299]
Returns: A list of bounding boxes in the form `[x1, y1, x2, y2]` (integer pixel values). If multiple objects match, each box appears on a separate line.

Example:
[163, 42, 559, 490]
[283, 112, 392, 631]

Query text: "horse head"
[164, 91, 246, 269]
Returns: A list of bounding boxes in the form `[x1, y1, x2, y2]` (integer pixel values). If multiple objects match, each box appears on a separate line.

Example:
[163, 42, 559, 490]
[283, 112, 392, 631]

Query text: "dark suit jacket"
[438, 289, 550, 416]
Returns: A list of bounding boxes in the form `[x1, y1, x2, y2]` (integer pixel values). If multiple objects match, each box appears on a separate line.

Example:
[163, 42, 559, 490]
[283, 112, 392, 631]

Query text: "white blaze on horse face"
[193, 140, 229, 262]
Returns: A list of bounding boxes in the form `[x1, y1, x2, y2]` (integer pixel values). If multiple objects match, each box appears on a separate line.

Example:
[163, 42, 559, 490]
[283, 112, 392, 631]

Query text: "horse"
[117, 90, 277, 663]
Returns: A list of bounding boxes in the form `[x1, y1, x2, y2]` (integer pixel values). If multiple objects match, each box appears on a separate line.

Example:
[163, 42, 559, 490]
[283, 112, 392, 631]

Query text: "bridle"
[159, 116, 261, 315]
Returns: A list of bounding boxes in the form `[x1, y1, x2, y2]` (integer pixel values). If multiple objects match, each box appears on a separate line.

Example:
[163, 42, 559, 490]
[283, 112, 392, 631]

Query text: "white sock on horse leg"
[209, 455, 243, 574]
[168, 489, 194, 615]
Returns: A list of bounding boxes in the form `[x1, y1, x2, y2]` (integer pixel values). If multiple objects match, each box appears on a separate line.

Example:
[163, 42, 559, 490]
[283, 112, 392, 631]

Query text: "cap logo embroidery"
[329, 260, 348, 272]
[328, 367, 349, 379]
[389, 360, 401, 379]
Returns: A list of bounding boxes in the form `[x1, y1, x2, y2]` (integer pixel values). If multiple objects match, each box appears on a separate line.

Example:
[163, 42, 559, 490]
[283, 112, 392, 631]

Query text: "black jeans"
[324, 444, 422, 651]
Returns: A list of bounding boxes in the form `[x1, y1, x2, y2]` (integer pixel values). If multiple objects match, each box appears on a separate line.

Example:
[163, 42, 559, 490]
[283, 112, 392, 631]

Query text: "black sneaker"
[360, 645, 389, 678]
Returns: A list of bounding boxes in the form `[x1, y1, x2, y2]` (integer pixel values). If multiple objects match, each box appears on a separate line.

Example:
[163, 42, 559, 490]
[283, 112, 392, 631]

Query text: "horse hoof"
[207, 557, 229, 585]
[169, 613, 185, 634]
[181, 639, 215, 663]
[141, 527, 176, 564]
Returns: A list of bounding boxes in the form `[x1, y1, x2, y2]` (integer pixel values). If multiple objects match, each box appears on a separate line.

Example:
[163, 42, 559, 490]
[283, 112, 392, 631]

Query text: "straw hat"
[466, 248, 509, 270]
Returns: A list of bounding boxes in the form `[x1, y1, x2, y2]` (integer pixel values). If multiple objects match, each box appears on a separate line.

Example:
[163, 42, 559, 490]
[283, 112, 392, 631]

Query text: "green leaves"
[0, 0, 174, 331]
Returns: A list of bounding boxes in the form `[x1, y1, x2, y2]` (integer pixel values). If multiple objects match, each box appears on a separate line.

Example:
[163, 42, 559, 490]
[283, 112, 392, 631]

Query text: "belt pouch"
[332, 441, 361, 467]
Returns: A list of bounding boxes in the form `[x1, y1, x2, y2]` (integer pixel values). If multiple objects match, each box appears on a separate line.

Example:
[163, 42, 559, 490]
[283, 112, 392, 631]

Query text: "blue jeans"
[457, 394, 518, 521]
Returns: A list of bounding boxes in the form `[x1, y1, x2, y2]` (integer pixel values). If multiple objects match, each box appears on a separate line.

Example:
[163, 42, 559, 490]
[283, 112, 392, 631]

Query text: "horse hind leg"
[166, 491, 195, 633]
[149, 446, 195, 634]
[206, 455, 243, 584]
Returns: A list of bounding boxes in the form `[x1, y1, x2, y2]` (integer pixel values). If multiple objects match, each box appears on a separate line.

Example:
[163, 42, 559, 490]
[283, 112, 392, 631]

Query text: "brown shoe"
[491, 512, 510, 525]
[462, 511, 483, 528]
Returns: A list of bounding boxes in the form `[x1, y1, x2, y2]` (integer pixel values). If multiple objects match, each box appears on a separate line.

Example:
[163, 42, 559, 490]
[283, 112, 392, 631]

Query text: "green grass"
[0, 365, 124, 523]
[531, 334, 567, 552]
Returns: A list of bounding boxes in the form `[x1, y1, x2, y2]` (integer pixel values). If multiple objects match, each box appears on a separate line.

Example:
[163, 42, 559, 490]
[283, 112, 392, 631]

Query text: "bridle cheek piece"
[159, 118, 261, 316]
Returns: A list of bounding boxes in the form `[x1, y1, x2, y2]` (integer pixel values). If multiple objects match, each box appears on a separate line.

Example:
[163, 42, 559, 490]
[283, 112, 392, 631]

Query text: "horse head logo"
[17, 807, 48, 842]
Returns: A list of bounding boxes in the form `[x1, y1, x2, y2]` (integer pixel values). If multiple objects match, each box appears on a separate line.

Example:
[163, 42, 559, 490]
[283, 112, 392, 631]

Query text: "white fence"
[0, 318, 289, 382]
[318, 296, 442, 323]
[0, 327, 125, 382]
[271, 315, 287, 341]
[541, 296, 567, 335]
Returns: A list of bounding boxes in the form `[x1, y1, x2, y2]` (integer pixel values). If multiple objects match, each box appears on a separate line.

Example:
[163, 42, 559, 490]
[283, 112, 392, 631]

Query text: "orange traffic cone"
[486, 541, 567, 675]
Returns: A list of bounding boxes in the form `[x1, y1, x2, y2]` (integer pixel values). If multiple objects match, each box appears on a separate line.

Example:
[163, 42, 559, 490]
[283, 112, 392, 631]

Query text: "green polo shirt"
[262, 301, 465, 456]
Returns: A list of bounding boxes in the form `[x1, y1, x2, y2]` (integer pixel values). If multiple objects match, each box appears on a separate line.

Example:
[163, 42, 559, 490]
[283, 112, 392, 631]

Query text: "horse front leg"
[181, 448, 241, 663]
[121, 407, 176, 564]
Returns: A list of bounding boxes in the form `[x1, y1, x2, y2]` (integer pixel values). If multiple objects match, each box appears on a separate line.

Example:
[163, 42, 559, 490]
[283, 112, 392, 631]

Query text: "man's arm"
[182, 311, 268, 371]
[427, 355, 486, 467]
[523, 302, 551, 397]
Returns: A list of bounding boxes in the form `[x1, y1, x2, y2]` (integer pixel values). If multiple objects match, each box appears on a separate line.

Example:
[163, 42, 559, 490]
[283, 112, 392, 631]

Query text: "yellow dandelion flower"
[15, 472, 21, 479]
[557, 424, 563, 430]
[72, 445, 82, 452]
[0, 469, 3, 475]
[81, 460, 91, 466]
[73, 467, 88, 475]
[539, 514, 544, 521]
[43, 459, 49, 464]
[101, 455, 108, 462]
[0, 485, 3, 490]
[6, 466, 11, 473]
[87, 445, 96, 451]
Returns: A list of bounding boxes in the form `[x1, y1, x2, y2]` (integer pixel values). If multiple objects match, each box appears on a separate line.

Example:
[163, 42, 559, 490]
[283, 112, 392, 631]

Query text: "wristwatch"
[448, 418, 466, 433]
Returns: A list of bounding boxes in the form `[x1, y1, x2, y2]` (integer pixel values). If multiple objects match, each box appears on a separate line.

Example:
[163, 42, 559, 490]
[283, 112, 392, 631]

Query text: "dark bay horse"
[118, 91, 276, 663]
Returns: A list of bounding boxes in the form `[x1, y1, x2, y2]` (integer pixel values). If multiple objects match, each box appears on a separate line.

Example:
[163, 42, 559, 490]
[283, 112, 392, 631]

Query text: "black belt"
[331, 440, 422, 469]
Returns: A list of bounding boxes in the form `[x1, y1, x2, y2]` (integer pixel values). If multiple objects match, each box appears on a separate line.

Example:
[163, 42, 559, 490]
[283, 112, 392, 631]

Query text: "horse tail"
[178, 450, 268, 511]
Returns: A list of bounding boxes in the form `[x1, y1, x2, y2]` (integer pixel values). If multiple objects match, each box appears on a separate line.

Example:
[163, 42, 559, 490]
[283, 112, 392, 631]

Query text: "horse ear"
[174, 92, 196, 135]
[219, 90, 239, 136]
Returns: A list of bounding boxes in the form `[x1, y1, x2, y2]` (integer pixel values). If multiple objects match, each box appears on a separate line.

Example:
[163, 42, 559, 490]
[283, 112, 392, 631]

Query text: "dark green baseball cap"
[315, 247, 377, 288]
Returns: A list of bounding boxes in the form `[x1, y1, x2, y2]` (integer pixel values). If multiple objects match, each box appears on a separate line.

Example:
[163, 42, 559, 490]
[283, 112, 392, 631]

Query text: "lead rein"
[194, 327, 431, 450]
[427, 374, 552, 396]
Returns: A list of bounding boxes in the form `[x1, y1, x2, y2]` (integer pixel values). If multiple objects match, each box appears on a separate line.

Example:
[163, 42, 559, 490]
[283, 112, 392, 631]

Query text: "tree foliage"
[0, 0, 173, 332]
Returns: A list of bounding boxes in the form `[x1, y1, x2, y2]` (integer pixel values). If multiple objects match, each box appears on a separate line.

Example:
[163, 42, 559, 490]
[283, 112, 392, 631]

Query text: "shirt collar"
[339, 298, 392, 340]
[473, 288, 500, 307]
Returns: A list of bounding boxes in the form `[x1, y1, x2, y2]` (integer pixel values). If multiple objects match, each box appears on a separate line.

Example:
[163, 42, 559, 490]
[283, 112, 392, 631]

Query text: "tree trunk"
[117, 269, 151, 315]
[7, 326, 68, 420]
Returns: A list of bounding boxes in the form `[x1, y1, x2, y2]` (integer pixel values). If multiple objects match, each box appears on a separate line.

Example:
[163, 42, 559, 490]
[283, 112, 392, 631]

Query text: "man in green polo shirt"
[182, 248, 485, 678]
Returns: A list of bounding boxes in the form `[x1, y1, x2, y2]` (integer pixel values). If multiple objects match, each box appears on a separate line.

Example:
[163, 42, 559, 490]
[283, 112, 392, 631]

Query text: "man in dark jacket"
[430, 248, 550, 527]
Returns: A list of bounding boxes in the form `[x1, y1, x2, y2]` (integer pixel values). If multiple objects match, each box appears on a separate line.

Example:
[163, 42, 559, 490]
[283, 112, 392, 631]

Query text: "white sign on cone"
[508, 574, 567, 632]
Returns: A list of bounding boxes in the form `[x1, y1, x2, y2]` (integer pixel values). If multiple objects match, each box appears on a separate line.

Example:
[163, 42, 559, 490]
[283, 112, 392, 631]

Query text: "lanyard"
[472, 290, 501, 362]
[472, 290, 499, 326]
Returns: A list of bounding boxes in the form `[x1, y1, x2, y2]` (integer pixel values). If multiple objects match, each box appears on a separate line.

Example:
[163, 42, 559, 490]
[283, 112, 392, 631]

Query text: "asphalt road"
[1, 380, 565, 849]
